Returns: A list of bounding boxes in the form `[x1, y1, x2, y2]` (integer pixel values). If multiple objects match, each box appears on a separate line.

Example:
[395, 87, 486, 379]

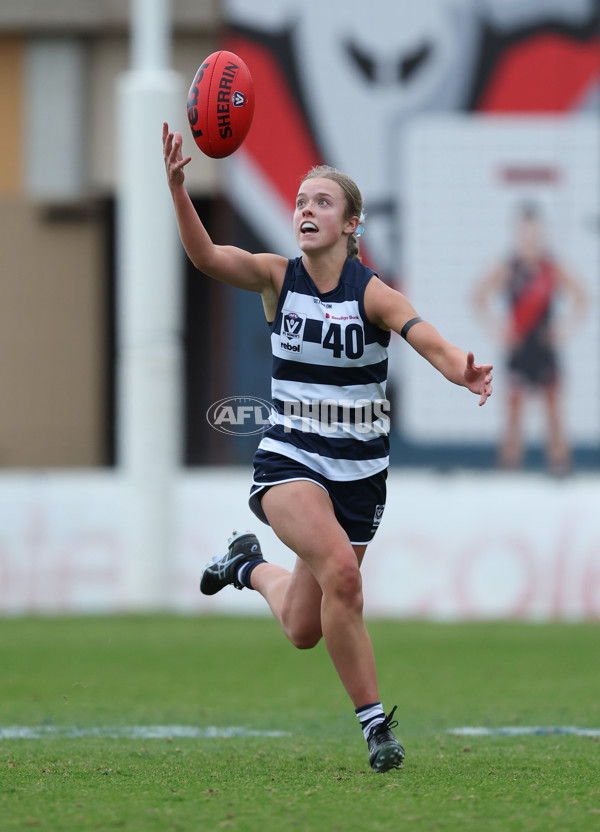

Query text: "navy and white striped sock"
[236, 558, 266, 590]
[355, 702, 385, 741]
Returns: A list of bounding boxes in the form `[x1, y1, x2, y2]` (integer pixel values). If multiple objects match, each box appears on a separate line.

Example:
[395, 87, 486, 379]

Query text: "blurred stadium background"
[0, 0, 599, 618]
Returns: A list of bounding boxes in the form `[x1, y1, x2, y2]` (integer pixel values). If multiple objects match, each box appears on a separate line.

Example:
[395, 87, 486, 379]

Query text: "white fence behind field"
[1, 470, 599, 620]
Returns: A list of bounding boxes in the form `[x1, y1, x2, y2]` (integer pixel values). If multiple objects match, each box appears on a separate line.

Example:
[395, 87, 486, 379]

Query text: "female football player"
[163, 122, 493, 772]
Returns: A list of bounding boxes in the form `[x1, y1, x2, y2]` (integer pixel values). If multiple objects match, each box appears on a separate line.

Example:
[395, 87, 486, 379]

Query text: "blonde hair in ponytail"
[301, 165, 365, 262]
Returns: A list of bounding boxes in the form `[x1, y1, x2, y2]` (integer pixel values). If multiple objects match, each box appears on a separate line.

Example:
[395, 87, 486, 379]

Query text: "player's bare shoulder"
[252, 252, 287, 289]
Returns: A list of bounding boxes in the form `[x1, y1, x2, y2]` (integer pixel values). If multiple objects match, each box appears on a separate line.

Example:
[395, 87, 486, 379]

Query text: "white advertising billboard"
[400, 117, 600, 449]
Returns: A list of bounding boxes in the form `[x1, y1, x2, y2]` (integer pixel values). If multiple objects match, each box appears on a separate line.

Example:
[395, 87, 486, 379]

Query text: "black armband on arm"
[400, 317, 423, 340]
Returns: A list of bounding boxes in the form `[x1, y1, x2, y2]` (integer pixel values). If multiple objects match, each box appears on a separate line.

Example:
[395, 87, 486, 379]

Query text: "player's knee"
[281, 603, 322, 649]
[287, 626, 322, 650]
[282, 616, 322, 649]
[324, 557, 363, 609]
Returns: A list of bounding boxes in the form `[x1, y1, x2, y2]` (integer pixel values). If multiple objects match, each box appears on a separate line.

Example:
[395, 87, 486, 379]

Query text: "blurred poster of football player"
[474, 204, 588, 475]
[224, 0, 599, 282]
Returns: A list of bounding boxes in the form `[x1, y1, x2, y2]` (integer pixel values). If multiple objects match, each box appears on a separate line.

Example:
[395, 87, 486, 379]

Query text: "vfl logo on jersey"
[372, 505, 385, 528]
[283, 312, 303, 338]
[280, 311, 306, 354]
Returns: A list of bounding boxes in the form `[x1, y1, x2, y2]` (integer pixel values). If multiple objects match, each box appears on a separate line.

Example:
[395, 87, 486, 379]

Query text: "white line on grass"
[4, 724, 597, 740]
[450, 726, 600, 737]
[0, 725, 289, 740]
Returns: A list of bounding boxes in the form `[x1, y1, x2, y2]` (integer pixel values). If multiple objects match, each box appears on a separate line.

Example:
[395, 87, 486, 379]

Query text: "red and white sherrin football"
[187, 50, 255, 159]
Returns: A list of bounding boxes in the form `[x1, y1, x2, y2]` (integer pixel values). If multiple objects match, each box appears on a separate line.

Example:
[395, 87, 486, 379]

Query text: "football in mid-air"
[187, 50, 255, 159]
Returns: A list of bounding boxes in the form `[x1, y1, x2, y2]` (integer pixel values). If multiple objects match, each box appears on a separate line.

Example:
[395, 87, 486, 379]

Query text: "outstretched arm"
[402, 320, 493, 406]
[162, 123, 285, 294]
[364, 276, 493, 405]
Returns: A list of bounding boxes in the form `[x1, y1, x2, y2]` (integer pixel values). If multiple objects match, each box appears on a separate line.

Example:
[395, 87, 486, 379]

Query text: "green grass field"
[1, 615, 599, 831]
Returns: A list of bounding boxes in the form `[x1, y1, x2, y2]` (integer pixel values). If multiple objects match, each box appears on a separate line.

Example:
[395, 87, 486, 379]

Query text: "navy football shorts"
[249, 450, 387, 545]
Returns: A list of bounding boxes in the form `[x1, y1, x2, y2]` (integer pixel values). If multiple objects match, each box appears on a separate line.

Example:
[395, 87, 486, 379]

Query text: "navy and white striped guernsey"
[257, 256, 391, 481]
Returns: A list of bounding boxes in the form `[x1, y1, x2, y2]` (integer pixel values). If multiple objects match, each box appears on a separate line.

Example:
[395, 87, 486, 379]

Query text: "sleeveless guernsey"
[506, 254, 558, 387]
[257, 257, 391, 481]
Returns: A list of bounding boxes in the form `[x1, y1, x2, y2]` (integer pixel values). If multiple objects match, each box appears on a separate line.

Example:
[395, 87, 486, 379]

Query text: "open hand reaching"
[464, 352, 493, 406]
[162, 122, 192, 189]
